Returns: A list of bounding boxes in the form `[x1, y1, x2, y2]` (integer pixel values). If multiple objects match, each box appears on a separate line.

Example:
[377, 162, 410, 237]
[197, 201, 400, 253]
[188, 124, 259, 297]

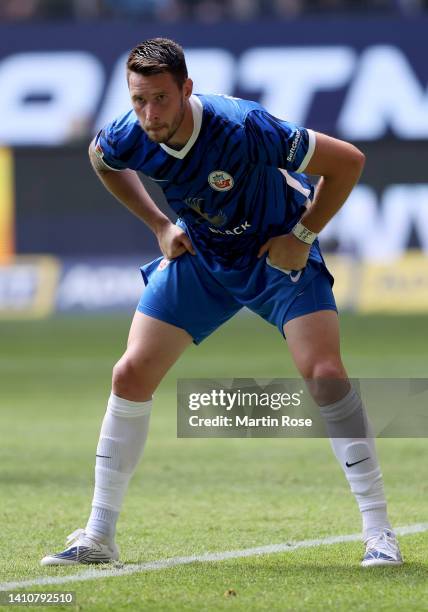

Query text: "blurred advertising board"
[10, 144, 428, 259]
[56, 257, 145, 312]
[0, 256, 145, 318]
[357, 252, 428, 314]
[0, 147, 14, 260]
[0, 256, 60, 319]
[326, 252, 428, 314]
[0, 18, 427, 144]
[2, 253, 428, 319]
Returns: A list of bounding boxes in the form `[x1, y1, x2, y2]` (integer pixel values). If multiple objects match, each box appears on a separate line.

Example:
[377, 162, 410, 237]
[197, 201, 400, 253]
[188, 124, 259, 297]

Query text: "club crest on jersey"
[208, 171, 234, 192]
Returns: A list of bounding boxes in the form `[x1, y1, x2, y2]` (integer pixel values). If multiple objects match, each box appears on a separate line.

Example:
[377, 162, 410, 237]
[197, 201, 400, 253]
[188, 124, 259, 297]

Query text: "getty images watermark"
[177, 379, 428, 438]
[187, 387, 311, 428]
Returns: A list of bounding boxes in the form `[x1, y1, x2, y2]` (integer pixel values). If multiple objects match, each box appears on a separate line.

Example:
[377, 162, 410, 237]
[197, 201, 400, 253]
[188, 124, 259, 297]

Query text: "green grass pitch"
[0, 312, 427, 611]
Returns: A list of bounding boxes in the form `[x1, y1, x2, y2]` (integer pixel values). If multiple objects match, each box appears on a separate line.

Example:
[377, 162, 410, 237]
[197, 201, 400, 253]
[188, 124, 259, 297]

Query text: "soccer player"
[41, 38, 402, 567]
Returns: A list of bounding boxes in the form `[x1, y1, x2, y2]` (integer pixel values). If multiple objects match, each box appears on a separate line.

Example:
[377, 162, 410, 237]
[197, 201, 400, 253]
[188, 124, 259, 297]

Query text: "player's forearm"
[300, 134, 365, 233]
[300, 167, 363, 233]
[93, 165, 170, 236]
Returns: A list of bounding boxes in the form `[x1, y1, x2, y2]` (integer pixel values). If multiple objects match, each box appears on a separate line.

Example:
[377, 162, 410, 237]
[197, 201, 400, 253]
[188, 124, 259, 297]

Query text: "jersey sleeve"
[93, 111, 142, 171]
[244, 109, 316, 173]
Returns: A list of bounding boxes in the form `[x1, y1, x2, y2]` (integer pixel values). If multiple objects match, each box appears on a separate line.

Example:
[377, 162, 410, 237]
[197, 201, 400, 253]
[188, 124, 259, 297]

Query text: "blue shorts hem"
[282, 304, 338, 334]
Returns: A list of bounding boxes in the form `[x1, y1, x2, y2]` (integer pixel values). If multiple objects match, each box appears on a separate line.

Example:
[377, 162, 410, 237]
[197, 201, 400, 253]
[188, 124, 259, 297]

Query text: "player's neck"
[165, 99, 194, 150]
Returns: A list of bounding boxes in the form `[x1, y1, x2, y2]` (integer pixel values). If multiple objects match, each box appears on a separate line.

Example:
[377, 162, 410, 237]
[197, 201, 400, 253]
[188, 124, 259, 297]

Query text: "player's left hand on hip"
[257, 233, 310, 270]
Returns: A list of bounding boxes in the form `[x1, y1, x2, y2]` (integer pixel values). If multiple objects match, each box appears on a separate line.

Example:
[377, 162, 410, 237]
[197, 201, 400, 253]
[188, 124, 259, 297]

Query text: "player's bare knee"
[307, 359, 349, 406]
[112, 356, 152, 400]
[312, 360, 346, 381]
[112, 359, 133, 394]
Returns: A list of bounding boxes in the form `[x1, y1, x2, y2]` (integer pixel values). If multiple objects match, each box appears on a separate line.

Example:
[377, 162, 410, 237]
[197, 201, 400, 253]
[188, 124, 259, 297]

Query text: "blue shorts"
[138, 253, 337, 344]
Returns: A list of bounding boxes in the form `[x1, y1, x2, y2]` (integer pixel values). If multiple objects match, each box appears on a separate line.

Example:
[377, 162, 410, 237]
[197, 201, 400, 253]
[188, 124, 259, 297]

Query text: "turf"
[0, 313, 427, 611]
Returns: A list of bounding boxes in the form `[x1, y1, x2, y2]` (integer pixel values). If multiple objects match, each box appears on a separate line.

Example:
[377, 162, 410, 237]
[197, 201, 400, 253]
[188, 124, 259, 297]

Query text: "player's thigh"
[284, 310, 342, 372]
[284, 309, 349, 403]
[127, 310, 193, 360]
[113, 311, 193, 400]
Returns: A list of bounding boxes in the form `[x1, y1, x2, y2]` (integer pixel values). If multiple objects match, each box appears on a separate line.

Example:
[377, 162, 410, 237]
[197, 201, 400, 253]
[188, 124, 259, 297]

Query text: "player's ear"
[183, 78, 193, 99]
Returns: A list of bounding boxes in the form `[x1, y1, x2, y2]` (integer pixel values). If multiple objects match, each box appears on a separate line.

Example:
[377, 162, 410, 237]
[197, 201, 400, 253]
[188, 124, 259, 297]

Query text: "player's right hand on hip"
[157, 223, 196, 259]
[257, 233, 310, 270]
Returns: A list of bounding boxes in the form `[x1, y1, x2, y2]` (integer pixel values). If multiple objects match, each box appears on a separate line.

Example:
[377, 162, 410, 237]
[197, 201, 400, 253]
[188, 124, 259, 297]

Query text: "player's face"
[128, 71, 192, 144]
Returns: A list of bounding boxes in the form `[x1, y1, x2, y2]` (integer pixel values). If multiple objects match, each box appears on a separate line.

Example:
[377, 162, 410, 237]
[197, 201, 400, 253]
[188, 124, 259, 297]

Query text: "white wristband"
[291, 221, 318, 245]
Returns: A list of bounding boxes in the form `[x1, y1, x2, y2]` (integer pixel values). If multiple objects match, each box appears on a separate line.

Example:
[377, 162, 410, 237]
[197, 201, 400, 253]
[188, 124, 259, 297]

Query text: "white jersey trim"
[278, 168, 312, 198]
[92, 137, 123, 172]
[159, 95, 203, 160]
[296, 129, 316, 173]
[97, 156, 123, 172]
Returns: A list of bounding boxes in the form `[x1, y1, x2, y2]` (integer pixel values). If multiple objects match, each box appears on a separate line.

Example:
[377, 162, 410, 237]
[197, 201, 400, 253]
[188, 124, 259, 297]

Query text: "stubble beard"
[145, 98, 186, 145]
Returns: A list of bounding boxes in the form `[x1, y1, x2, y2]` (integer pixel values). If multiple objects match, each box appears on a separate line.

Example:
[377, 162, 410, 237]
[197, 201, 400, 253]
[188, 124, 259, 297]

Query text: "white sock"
[86, 392, 152, 543]
[319, 387, 391, 540]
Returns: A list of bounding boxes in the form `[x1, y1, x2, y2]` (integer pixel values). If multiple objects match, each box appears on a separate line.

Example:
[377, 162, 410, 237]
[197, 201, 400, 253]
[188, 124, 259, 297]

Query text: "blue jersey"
[95, 94, 319, 270]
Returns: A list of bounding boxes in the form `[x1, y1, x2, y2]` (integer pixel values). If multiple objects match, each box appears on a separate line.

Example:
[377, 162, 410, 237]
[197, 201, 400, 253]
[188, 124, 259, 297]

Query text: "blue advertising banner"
[3, 253, 428, 318]
[0, 18, 428, 144]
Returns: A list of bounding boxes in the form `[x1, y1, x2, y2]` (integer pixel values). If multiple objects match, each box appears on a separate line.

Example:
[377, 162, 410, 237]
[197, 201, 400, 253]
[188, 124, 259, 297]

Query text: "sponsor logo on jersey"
[185, 197, 205, 209]
[158, 258, 171, 271]
[184, 198, 228, 227]
[208, 221, 251, 236]
[208, 171, 234, 192]
[287, 129, 302, 164]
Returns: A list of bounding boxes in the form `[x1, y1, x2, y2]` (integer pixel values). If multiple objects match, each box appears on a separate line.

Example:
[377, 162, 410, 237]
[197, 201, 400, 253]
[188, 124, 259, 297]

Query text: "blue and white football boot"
[361, 528, 403, 567]
[40, 528, 119, 566]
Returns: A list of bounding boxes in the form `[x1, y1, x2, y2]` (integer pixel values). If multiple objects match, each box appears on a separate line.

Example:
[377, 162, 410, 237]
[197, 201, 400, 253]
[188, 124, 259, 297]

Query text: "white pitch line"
[1, 523, 427, 591]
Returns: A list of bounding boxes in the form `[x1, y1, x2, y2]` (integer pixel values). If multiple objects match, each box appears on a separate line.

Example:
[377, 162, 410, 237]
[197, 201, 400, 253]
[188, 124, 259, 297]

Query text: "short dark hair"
[127, 38, 188, 88]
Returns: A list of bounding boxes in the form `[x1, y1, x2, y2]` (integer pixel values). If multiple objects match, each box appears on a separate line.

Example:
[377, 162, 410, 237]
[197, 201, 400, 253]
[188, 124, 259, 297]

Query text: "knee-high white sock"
[319, 387, 391, 540]
[86, 392, 152, 543]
